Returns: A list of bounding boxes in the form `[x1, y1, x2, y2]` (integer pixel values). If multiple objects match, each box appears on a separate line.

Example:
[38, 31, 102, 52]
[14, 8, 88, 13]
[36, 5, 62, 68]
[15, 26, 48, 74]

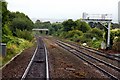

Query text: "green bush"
[112, 42, 120, 52]
[79, 36, 91, 43]
[70, 34, 81, 42]
[109, 29, 120, 48]
[66, 30, 83, 38]
[2, 35, 11, 43]
[112, 37, 120, 52]
[59, 32, 67, 38]
[16, 29, 33, 41]
[83, 32, 94, 39]
[92, 40, 102, 49]
[75, 20, 91, 33]
[2, 24, 12, 36]
[89, 28, 103, 39]
[2, 35, 33, 66]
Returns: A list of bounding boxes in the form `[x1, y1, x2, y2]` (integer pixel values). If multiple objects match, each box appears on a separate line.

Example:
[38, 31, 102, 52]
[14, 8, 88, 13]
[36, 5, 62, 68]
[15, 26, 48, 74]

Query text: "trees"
[4, 12, 34, 36]
[10, 12, 34, 30]
[11, 17, 33, 30]
[2, 24, 12, 36]
[1, 1, 8, 26]
[50, 22, 63, 35]
[90, 28, 103, 39]
[1, 1, 34, 42]
[34, 20, 51, 29]
[75, 19, 91, 33]
[62, 19, 76, 31]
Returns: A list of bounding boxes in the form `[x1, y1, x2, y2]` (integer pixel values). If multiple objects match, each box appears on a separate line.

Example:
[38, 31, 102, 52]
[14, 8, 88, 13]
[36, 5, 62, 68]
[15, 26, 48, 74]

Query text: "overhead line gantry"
[82, 13, 112, 49]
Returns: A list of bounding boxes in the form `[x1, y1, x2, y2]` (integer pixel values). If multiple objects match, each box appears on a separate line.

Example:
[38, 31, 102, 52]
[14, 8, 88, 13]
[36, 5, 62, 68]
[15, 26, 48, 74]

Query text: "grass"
[1, 36, 34, 68]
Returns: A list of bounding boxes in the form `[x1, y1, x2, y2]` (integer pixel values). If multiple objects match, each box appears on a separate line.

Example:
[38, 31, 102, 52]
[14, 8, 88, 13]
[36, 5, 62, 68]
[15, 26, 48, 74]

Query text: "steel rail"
[44, 43, 49, 80]
[21, 45, 38, 80]
[57, 40, 120, 72]
[21, 37, 49, 80]
[62, 40, 120, 62]
[56, 41, 119, 80]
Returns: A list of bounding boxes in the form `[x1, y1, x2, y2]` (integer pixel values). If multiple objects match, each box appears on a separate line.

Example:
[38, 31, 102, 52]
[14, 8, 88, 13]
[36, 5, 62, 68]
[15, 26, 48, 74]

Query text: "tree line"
[1, 1, 120, 52]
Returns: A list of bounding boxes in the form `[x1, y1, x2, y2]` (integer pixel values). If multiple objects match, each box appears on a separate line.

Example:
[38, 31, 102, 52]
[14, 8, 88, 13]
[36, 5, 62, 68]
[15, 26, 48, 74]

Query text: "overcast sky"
[6, 0, 120, 23]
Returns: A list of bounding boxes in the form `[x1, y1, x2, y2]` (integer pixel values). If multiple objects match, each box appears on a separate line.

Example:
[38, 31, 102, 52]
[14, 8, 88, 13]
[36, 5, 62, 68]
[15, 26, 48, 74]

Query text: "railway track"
[21, 37, 49, 80]
[61, 40, 120, 68]
[63, 40, 120, 62]
[56, 40, 120, 80]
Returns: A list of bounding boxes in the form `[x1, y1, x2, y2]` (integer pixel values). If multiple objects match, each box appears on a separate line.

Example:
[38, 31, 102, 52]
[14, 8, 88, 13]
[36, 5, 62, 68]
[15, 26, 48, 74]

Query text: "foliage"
[83, 32, 94, 39]
[59, 32, 67, 38]
[34, 20, 53, 35]
[66, 30, 83, 38]
[50, 23, 63, 35]
[79, 36, 91, 43]
[2, 24, 12, 36]
[65, 30, 83, 42]
[89, 28, 103, 39]
[16, 29, 33, 41]
[34, 20, 51, 29]
[1, 1, 35, 67]
[0, 1, 8, 26]
[62, 19, 76, 31]
[112, 42, 120, 52]
[111, 23, 120, 29]
[10, 17, 33, 35]
[75, 19, 91, 33]
[92, 40, 102, 49]
[112, 37, 120, 52]
[2, 35, 33, 66]
[107, 29, 120, 48]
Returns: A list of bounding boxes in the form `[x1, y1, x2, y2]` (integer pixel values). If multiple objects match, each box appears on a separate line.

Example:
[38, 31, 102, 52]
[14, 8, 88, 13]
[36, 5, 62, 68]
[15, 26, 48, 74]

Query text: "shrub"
[83, 32, 94, 39]
[90, 28, 103, 39]
[92, 40, 102, 49]
[7, 43, 18, 54]
[70, 34, 81, 42]
[112, 42, 120, 52]
[112, 37, 120, 52]
[75, 20, 91, 33]
[79, 36, 91, 43]
[16, 29, 33, 41]
[2, 35, 11, 43]
[66, 30, 83, 38]
[2, 35, 33, 66]
[2, 24, 12, 36]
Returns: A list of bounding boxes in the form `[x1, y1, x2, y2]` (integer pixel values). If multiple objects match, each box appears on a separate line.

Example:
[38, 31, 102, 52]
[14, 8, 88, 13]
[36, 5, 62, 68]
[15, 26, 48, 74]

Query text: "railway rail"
[56, 40, 120, 80]
[63, 40, 120, 62]
[21, 37, 49, 80]
[61, 40, 120, 68]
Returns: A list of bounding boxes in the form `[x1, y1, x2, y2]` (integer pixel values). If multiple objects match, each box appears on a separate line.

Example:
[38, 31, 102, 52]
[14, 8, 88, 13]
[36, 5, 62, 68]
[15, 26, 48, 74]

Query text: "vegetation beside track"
[1, 35, 34, 67]
[34, 18, 120, 51]
[1, 0, 120, 67]
[0, 1, 34, 67]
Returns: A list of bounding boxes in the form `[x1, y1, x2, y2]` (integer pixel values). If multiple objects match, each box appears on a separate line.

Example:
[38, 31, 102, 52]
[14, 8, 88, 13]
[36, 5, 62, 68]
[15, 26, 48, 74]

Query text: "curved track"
[56, 40, 120, 80]
[63, 40, 120, 62]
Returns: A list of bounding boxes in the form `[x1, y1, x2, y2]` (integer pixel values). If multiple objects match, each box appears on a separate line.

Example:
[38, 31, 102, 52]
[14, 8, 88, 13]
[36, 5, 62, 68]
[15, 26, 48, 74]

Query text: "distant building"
[118, 1, 120, 23]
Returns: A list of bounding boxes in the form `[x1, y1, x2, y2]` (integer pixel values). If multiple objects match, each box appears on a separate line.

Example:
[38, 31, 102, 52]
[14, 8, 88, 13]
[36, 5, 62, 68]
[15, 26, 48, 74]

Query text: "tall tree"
[0, 1, 8, 26]
[75, 19, 91, 33]
[62, 19, 76, 31]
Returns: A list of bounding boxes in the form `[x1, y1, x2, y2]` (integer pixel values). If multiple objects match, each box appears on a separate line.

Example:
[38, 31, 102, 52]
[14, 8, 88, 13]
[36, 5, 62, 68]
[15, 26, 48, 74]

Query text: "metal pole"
[107, 22, 111, 48]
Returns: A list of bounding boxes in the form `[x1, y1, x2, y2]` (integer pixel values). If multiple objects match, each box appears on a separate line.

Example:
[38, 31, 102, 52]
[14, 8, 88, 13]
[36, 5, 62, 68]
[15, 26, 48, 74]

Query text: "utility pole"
[107, 22, 111, 48]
